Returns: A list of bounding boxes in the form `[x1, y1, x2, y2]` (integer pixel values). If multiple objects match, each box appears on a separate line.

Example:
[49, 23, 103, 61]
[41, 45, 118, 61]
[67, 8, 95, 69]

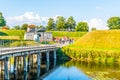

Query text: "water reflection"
[53, 59, 56, 67]
[43, 61, 120, 80]
[1, 59, 120, 80]
[62, 61, 120, 80]
[46, 61, 50, 72]
[37, 66, 41, 79]
[24, 71, 27, 80]
[44, 66, 91, 80]
[13, 71, 17, 80]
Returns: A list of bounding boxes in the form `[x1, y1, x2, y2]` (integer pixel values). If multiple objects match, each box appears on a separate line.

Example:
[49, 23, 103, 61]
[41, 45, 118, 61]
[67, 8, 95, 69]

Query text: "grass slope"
[62, 30, 120, 62]
[48, 31, 87, 41]
[0, 30, 25, 40]
[74, 30, 120, 49]
[51, 31, 86, 37]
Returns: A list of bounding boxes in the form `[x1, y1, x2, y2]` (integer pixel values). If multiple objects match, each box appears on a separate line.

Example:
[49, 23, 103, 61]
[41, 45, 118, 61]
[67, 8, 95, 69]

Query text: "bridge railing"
[0, 45, 57, 55]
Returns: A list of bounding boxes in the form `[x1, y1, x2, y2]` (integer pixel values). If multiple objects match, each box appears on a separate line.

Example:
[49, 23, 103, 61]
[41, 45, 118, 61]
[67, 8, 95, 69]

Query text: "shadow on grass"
[0, 32, 8, 36]
[57, 48, 71, 61]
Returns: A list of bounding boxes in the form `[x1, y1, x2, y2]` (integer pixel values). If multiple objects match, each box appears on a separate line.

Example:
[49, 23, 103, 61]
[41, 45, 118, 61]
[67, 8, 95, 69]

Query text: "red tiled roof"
[2, 26, 8, 30]
[28, 24, 36, 28]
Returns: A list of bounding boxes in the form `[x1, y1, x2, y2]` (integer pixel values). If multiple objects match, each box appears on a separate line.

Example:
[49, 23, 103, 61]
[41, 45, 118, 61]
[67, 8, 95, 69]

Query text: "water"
[0, 59, 120, 80]
[43, 61, 120, 80]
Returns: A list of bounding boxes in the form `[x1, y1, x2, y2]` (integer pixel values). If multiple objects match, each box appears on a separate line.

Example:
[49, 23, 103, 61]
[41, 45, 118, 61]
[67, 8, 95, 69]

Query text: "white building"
[24, 25, 53, 42]
[24, 32, 35, 40]
[24, 25, 36, 40]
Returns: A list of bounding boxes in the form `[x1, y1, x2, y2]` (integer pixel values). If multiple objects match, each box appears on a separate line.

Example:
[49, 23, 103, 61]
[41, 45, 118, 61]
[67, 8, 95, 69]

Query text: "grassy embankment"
[48, 31, 87, 41]
[0, 30, 39, 46]
[62, 30, 120, 63]
[50, 31, 87, 60]
[0, 30, 25, 40]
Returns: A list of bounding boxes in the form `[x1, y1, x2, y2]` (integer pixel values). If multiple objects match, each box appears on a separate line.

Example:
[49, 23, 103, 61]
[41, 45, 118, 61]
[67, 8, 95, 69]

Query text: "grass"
[62, 30, 120, 63]
[0, 30, 86, 40]
[48, 31, 86, 37]
[0, 30, 25, 40]
[74, 30, 120, 49]
[10, 41, 40, 47]
[48, 31, 87, 40]
[0, 36, 20, 40]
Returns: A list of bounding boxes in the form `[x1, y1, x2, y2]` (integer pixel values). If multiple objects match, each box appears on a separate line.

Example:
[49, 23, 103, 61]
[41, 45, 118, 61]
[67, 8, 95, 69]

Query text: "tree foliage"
[107, 16, 120, 29]
[91, 27, 96, 31]
[21, 23, 28, 31]
[0, 12, 6, 27]
[46, 18, 55, 30]
[56, 16, 66, 30]
[75, 22, 89, 32]
[66, 16, 76, 31]
[38, 25, 44, 29]
[13, 25, 21, 30]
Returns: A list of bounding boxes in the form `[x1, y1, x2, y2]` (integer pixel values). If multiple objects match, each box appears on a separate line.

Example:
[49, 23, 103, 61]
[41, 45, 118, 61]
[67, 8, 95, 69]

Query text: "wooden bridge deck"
[0, 45, 58, 60]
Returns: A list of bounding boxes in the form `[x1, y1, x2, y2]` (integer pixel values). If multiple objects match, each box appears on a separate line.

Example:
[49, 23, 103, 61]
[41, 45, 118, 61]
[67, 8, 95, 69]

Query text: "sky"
[0, 0, 120, 30]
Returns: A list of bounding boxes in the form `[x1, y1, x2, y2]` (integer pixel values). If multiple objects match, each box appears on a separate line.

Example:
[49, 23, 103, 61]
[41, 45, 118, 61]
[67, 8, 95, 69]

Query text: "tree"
[13, 25, 21, 30]
[75, 22, 89, 32]
[38, 25, 44, 29]
[107, 16, 120, 29]
[0, 12, 6, 28]
[91, 27, 96, 31]
[56, 16, 66, 30]
[6, 26, 10, 30]
[21, 23, 28, 31]
[46, 18, 55, 30]
[66, 16, 76, 31]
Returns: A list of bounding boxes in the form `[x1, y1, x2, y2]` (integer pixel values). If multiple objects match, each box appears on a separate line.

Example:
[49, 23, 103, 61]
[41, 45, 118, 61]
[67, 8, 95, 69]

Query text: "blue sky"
[0, 0, 120, 29]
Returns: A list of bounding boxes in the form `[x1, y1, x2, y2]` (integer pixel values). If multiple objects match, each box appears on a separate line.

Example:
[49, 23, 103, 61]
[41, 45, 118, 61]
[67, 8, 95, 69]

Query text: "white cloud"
[6, 12, 108, 30]
[6, 12, 59, 27]
[87, 18, 108, 30]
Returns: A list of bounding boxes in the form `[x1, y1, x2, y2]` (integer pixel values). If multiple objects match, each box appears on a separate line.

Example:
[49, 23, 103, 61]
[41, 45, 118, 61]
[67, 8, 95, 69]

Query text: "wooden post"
[4, 57, 9, 80]
[46, 51, 49, 62]
[28, 55, 30, 66]
[14, 57, 17, 71]
[37, 52, 41, 67]
[23, 55, 27, 72]
[53, 50, 57, 67]
[53, 50, 57, 59]
[46, 60, 50, 71]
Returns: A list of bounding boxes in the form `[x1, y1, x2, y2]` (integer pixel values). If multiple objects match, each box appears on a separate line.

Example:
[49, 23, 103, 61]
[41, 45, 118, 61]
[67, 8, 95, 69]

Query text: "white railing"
[0, 45, 57, 55]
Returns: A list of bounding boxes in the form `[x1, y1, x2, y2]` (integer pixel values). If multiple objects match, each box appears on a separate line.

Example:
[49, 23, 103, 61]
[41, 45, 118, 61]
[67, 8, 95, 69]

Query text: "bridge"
[0, 45, 58, 80]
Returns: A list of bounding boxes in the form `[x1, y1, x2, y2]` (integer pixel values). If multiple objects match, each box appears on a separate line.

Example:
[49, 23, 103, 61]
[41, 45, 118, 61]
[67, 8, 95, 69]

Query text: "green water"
[63, 61, 120, 80]
[43, 61, 120, 80]
[0, 59, 120, 80]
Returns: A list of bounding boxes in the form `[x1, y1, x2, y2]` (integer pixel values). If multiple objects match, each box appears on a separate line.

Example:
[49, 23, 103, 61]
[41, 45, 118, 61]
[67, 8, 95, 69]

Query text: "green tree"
[56, 16, 66, 30]
[21, 23, 28, 31]
[0, 12, 6, 28]
[91, 27, 96, 31]
[66, 16, 76, 31]
[38, 25, 44, 29]
[107, 16, 120, 29]
[46, 18, 55, 30]
[13, 25, 21, 30]
[75, 22, 89, 32]
[6, 25, 10, 30]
